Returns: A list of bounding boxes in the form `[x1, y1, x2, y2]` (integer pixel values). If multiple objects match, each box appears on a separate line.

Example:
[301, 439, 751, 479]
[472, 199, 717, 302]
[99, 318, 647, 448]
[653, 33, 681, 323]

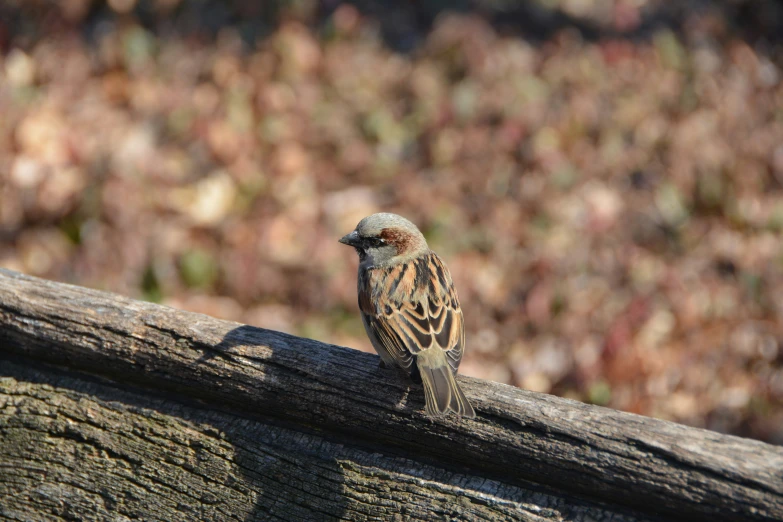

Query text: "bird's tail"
[415, 347, 476, 419]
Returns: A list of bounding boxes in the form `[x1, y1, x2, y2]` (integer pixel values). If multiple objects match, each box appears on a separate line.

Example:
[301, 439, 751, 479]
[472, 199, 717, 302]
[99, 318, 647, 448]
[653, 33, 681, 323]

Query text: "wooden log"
[0, 268, 781, 521]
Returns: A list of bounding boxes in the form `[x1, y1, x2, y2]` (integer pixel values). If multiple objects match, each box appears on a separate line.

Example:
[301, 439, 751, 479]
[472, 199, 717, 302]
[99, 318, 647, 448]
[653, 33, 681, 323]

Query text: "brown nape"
[380, 227, 416, 255]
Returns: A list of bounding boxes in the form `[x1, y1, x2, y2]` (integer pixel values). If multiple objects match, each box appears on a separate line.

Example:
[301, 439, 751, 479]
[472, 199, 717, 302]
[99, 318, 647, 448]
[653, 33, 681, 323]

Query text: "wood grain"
[1, 268, 781, 521]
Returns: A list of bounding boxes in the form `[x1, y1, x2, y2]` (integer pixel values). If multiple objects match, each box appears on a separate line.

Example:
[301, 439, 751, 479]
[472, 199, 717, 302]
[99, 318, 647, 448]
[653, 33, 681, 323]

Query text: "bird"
[339, 212, 476, 419]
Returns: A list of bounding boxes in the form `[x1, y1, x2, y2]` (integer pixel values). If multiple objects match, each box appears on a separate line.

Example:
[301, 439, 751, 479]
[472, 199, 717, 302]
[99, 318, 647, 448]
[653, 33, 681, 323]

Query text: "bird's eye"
[367, 237, 385, 247]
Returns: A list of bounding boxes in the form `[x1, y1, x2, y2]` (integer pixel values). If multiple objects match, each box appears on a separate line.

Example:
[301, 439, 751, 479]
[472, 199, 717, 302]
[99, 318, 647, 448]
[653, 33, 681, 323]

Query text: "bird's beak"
[338, 230, 360, 247]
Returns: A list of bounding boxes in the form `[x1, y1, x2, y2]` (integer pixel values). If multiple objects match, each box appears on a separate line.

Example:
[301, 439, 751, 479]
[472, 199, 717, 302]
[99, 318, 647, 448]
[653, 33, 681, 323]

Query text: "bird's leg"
[409, 363, 422, 384]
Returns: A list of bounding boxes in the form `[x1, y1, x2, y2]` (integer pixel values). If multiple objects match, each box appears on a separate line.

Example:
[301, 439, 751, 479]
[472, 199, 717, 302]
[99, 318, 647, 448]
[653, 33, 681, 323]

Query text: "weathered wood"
[0, 268, 781, 521]
[2, 360, 633, 522]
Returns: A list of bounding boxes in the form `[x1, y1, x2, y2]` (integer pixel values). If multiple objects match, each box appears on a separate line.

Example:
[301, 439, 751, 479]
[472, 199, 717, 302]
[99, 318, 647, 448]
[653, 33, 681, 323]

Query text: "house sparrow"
[339, 213, 476, 418]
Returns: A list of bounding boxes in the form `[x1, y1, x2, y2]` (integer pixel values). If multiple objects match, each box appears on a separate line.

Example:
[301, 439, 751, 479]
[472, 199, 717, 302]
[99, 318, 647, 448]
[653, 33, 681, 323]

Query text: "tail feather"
[416, 348, 476, 419]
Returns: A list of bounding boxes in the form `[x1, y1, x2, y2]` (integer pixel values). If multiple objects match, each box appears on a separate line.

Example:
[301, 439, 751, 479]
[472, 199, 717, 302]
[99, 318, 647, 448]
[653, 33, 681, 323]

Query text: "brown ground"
[1, 0, 782, 443]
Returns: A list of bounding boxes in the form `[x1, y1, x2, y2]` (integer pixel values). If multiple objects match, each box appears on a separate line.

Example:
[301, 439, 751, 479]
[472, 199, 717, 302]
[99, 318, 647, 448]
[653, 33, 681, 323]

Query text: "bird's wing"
[359, 253, 465, 374]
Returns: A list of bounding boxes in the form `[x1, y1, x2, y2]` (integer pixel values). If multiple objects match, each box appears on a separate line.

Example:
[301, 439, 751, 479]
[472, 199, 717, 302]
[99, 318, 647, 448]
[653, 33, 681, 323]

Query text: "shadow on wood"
[1, 268, 782, 521]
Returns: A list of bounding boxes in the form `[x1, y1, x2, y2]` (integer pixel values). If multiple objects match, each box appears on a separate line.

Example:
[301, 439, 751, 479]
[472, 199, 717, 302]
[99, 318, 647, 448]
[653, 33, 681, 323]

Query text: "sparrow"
[339, 212, 476, 418]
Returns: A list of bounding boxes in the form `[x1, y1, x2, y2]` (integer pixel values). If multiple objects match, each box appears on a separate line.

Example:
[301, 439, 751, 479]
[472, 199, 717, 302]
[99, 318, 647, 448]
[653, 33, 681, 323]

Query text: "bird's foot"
[409, 364, 422, 384]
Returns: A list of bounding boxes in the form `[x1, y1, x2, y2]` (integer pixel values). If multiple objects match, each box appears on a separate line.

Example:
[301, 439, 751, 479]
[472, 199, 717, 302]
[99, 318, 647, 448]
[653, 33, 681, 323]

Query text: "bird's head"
[339, 212, 429, 267]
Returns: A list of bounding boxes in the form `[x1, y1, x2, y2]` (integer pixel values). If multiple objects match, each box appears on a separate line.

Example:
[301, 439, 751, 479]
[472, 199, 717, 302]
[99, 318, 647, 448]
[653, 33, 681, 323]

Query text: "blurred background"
[1, 0, 782, 443]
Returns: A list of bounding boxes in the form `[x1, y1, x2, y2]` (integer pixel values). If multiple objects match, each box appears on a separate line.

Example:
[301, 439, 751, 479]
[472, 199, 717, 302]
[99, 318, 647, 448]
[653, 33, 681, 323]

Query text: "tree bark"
[0, 268, 781, 521]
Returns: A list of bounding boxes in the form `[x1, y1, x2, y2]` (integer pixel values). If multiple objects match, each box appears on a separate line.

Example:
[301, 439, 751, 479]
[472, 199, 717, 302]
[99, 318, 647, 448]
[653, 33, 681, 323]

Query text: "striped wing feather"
[359, 253, 465, 375]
